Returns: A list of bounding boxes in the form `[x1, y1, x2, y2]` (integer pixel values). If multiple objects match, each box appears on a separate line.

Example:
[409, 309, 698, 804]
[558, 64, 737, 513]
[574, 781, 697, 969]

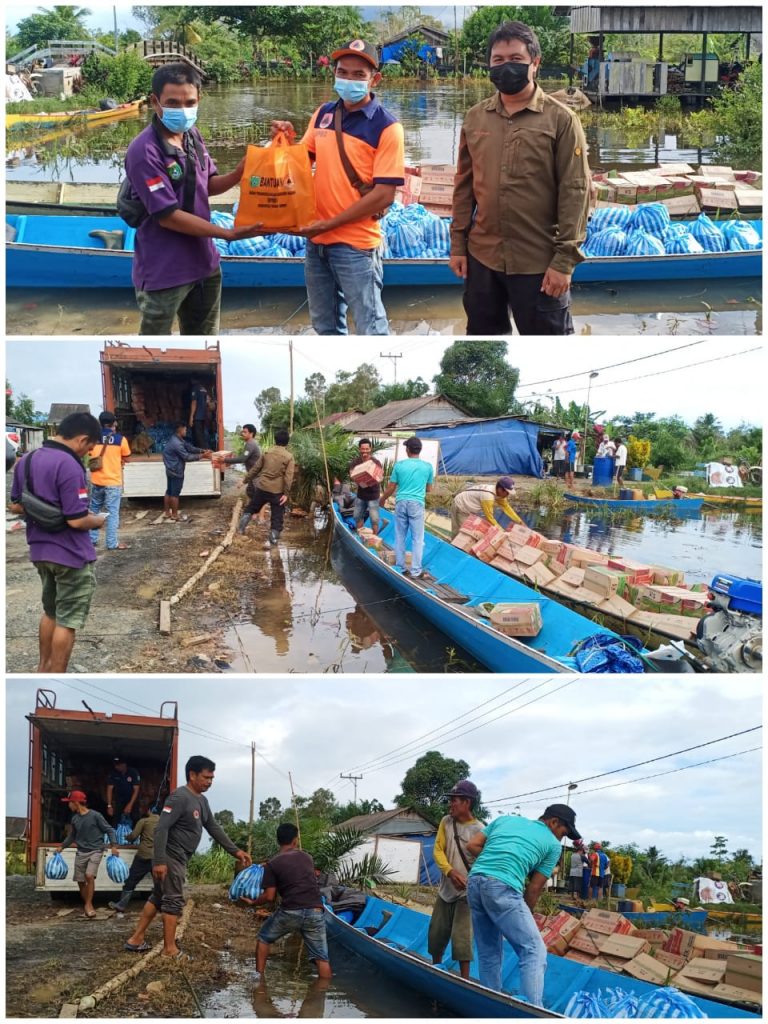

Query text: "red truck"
[27, 688, 179, 892]
[100, 340, 225, 498]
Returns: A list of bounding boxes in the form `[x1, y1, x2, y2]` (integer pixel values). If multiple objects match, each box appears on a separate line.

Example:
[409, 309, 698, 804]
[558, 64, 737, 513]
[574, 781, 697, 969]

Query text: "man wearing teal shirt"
[380, 436, 434, 578]
[466, 803, 581, 1005]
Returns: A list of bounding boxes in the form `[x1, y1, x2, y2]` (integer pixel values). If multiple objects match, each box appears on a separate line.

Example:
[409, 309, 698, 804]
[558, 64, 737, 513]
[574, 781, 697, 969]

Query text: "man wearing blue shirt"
[565, 431, 580, 489]
[380, 437, 434, 579]
[466, 803, 581, 1006]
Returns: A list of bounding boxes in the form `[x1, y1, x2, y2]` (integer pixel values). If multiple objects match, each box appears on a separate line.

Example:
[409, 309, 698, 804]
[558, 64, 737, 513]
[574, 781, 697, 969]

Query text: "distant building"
[335, 807, 437, 836]
[380, 25, 451, 67]
[335, 806, 440, 885]
[345, 395, 472, 435]
[310, 409, 365, 430]
[47, 403, 90, 433]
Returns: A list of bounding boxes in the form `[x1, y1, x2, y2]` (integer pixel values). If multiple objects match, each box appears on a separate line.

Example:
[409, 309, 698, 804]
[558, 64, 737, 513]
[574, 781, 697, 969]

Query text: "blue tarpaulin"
[381, 39, 438, 64]
[418, 419, 544, 478]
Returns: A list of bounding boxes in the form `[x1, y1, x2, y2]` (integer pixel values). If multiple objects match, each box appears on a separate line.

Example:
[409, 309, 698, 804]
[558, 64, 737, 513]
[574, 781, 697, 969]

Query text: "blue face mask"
[334, 77, 369, 104]
[159, 106, 198, 133]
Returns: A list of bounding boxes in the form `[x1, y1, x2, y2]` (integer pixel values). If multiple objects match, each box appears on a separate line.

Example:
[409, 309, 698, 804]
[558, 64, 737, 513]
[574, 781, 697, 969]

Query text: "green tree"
[191, 6, 365, 59]
[304, 372, 328, 403]
[710, 835, 729, 863]
[214, 809, 235, 828]
[691, 413, 724, 462]
[254, 387, 282, 426]
[707, 60, 762, 167]
[374, 378, 430, 407]
[333, 797, 385, 823]
[15, 5, 92, 50]
[433, 340, 519, 418]
[325, 363, 382, 412]
[259, 796, 283, 820]
[460, 6, 571, 66]
[306, 787, 339, 820]
[394, 750, 473, 823]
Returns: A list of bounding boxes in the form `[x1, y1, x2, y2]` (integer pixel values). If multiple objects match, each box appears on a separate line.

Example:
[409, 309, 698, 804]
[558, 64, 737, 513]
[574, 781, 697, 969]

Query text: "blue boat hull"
[565, 493, 704, 515]
[325, 895, 759, 1019]
[332, 505, 639, 674]
[558, 904, 709, 929]
[6, 214, 762, 288]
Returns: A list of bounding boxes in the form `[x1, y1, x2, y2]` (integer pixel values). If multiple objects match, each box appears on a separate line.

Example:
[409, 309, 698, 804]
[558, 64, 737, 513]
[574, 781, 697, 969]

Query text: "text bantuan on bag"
[235, 130, 316, 231]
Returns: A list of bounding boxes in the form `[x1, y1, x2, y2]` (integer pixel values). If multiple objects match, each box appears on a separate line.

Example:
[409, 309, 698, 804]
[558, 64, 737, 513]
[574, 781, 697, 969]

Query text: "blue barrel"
[592, 456, 615, 486]
[628, 467, 643, 482]
[618, 899, 634, 913]
[619, 488, 634, 500]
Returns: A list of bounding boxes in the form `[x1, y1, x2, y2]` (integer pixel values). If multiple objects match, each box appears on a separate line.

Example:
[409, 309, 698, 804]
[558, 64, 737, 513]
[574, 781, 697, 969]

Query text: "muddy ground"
[5, 875, 266, 1018]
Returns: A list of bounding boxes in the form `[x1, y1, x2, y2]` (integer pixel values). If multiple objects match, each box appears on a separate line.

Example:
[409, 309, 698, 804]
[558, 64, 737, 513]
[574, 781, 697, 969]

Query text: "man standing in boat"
[122, 63, 264, 335]
[450, 21, 590, 334]
[270, 39, 405, 335]
[428, 780, 485, 979]
[450, 478, 524, 538]
[380, 436, 434, 579]
[465, 803, 581, 1006]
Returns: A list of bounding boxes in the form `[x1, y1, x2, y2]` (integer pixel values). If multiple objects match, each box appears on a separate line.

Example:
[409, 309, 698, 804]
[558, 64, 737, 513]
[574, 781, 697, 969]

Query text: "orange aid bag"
[235, 131, 316, 231]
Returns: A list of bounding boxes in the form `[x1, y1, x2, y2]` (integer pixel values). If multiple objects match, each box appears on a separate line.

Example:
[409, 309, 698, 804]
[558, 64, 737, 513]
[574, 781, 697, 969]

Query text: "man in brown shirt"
[239, 429, 295, 546]
[450, 20, 590, 335]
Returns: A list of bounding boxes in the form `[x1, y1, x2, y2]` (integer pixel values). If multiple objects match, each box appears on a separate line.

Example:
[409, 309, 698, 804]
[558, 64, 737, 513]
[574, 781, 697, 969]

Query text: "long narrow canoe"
[6, 214, 762, 288]
[6, 98, 145, 130]
[696, 493, 763, 510]
[706, 909, 763, 925]
[332, 504, 646, 674]
[325, 895, 759, 1018]
[558, 903, 709, 928]
[564, 493, 704, 514]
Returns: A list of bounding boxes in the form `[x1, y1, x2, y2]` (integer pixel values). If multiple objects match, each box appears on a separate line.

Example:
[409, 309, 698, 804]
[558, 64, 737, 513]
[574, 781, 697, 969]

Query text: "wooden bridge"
[8, 39, 116, 66]
[128, 39, 208, 80]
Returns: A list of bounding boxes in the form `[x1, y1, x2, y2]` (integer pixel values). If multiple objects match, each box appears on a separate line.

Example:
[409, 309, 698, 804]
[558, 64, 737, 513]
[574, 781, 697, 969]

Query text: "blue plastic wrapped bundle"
[423, 214, 451, 254]
[720, 219, 761, 251]
[106, 854, 129, 884]
[229, 237, 271, 257]
[213, 238, 230, 256]
[628, 202, 671, 237]
[564, 991, 607, 1018]
[584, 226, 628, 257]
[690, 213, 725, 253]
[574, 634, 645, 673]
[662, 224, 704, 255]
[380, 236, 392, 259]
[211, 211, 235, 230]
[272, 232, 306, 255]
[388, 219, 425, 258]
[259, 243, 295, 258]
[602, 988, 640, 1017]
[229, 863, 264, 902]
[588, 205, 633, 233]
[636, 988, 706, 1019]
[115, 815, 134, 845]
[625, 229, 665, 257]
[45, 851, 68, 880]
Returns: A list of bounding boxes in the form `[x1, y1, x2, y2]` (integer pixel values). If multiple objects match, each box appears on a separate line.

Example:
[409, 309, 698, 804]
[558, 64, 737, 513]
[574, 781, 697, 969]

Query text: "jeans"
[89, 485, 122, 547]
[305, 241, 388, 335]
[353, 497, 380, 529]
[394, 500, 425, 574]
[467, 874, 547, 1006]
[258, 907, 329, 963]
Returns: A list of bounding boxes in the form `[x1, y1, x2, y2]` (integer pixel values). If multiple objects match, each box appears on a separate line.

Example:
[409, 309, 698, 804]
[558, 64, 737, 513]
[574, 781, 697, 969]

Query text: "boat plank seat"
[350, 898, 395, 934]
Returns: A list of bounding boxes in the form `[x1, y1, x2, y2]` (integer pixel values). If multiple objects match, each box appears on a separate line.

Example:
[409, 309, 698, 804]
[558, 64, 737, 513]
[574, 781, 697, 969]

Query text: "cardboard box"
[489, 602, 543, 637]
[560, 566, 586, 587]
[418, 182, 454, 203]
[676, 975, 725, 997]
[697, 187, 740, 211]
[599, 935, 650, 960]
[568, 929, 607, 955]
[565, 950, 598, 966]
[622, 953, 676, 985]
[664, 927, 698, 959]
[540, 912, 581, 942]
[711, 982, 762, 1005]
[734, 169, 762, 185]
[679, 957, 727, 985]
[365, 534, 384, 550]
[655, 161, 695, 176]
[661, 195, 701, 216]
[698, 165, 736, 180]
[471, 537, 499, 564]
[650, 565, 686, 586]
[654, 949, 687, 971]
[421, 202, 453, 216]
[604, 177, 638, 204]
[524, 532, 544, 549]
[521, 561, 556, 588]
[597, 593, 638, 620]
[641, 929, 670, 948]
[459, 514, 490, 540]
[581, 909, 634, 936]
[540, 538, 563, 555]
[546, 556, 568, 578]
[451, 531, 475, 552]
[735, 188, 763, 210]
[649, 612, 697, 640]
[515, 544, 543, 567]
[606, 557, 654, 584]
[490, 554, 518, 575]
[583, 565, 630, 597]
[693, 935, 740, 956]
[725, 954, 763, 994]
[571, 548, 610, 569]
[506, 523, 533, 546]
[420, 169, 456, 186]
[540, 930, 569, 956]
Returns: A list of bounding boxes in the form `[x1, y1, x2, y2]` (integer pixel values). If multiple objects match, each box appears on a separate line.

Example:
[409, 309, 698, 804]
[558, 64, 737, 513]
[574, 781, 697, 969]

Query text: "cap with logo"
[447, 779, 479, 800]
[61, 790, 88, 804]
[331, 39, 379, 70]
[542, 802, 581, 841]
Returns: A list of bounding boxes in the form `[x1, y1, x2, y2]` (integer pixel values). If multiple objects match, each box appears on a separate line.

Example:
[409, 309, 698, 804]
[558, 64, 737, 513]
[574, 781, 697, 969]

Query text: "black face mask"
[489, 61, 531, 96]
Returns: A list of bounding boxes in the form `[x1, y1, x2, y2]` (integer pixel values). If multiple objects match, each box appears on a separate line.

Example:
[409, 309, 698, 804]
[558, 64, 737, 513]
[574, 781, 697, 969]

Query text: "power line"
[494, 747, 760, 810]
[515, 341, 711, 390]
[484, 726, 762, 805]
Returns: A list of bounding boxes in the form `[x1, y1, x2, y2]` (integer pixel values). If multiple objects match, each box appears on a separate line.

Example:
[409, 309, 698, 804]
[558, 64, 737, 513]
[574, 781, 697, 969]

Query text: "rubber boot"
[109, 891, 132, 911]
[269, 530, 279, 546]
[88, 228, 126, 251]
[238, 513, 251, 535]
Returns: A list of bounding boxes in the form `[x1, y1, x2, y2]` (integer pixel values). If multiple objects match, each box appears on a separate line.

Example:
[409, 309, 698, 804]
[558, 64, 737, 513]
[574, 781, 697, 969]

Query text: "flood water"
[202, 938, 454, 1017]
[8, 81, 757, 337]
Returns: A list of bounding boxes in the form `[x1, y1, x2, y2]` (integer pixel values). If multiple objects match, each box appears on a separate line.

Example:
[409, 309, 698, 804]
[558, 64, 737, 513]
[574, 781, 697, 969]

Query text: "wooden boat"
[6, 98, 145, 130]
[564, 493, 704, 515]
[707, 909, 763, 925]
[5, 178, 239, 214]
[332, 504, 648, 674]
[696, 494, 763, 510]
[6, 213, 762, 289]
[422, 512, 701, 656]
[558, 903, 709, 929]
[325, 895, 759, 1018]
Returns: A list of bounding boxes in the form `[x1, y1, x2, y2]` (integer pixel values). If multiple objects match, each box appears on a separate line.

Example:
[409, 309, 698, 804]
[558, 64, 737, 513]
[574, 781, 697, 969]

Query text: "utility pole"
[288, 339, 295, 434]
[113, 5, 119, 52]
[247, 742, 255, 858]
[288, 771, 302, 848]
[340, 772, 363, 804]
[380, 351, 403, 384]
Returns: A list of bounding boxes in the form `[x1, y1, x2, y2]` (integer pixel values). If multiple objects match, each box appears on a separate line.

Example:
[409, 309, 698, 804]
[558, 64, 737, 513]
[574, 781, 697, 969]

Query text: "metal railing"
[8, 39, 116, 65]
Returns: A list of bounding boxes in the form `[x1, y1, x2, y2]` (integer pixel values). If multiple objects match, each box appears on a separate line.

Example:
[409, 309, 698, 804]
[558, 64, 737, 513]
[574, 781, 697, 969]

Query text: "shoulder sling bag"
[333, 102, 391, 219]
[88, 441, 109, 473]
[452, 819, 473, 874]
[20, 451, 68, 533]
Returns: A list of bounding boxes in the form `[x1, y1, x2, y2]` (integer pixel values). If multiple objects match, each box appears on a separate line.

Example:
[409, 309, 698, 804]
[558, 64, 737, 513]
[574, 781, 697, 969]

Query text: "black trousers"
[122, 854, 153, 895]
[463, 252, 575, 335]
[244, 487, 286, 534]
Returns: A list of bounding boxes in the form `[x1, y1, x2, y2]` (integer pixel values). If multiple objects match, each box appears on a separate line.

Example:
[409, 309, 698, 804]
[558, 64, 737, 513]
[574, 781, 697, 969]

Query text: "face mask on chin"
[489, 61, 532, 96]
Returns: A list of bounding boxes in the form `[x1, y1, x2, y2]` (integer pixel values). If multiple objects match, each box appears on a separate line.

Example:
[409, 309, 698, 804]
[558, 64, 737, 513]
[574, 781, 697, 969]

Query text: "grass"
[6, 90, 143, 116]
[523, 480, 567, 511]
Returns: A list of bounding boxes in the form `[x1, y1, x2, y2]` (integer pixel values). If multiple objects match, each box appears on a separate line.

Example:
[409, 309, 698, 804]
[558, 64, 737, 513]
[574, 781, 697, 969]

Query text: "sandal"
[162, 949, 190, 961]
[124, 941, 152, 953]
[84, 911, 97, 919]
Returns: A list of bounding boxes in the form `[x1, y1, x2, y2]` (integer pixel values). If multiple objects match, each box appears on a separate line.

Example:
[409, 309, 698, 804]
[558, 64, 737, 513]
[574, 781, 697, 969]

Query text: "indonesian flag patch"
[78, 488, 88, 500]
[145, 176, 165, 192]
[162, 805, 173, 813]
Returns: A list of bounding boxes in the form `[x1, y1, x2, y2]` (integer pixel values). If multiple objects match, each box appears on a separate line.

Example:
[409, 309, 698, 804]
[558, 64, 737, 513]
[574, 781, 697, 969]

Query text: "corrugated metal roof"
[335, 807, 436, 834]
[346, 396, 469, 433]
[48, 403, 90, 422]
[6, 816, 27, 840]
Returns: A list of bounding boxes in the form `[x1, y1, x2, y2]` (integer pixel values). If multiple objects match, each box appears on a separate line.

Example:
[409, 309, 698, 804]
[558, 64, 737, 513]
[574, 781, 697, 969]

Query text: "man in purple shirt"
[124, 63, 263, 335]
[9, 413, 108, 672]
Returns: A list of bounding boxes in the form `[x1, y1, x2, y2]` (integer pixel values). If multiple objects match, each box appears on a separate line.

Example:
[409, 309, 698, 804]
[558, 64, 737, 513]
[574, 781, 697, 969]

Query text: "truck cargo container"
[27, 688, 179, 893]
[100, 340, 224, 498]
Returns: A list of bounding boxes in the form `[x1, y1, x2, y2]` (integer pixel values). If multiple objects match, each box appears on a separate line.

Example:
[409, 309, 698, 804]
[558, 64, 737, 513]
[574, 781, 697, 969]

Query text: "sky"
[6, 338, 764, 433]
[5, 675, 761, 863]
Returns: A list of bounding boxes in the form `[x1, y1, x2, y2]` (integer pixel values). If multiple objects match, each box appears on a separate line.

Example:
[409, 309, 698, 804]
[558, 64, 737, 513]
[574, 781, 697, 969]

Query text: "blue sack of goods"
[115, 815, 138, 845]
[387, 219, 425, 258]
[628, 202, 670, 236]
[584, 226, 628, 256]
[588, 205, 633, 232]
[720, 219, 762, 251]
[228, 863, 264, 902]
[259, 243, 294, 258]
[106, 854, 129, 884]
[662, 224, 704, 255]
[45, 851, 68, 880]
[272, 232, 306, 255]
[624, 228, 666, 257]
[229, 236, 271, 256]
[690, 213, 726, 253]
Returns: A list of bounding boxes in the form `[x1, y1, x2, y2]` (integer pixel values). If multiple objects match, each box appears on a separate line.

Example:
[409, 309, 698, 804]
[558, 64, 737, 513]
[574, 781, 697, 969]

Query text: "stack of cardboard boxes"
[592, 164, 762, 216]
[451, 514, 711, 642]
[535, 912, 762, 1007]
[395, 164, 456, 215]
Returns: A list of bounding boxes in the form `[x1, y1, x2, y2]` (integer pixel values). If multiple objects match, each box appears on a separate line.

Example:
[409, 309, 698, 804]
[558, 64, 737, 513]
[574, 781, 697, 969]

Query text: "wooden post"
[248, 741, 255, 858]
[288, 771, 302, 848]
[288, 339, 295, 435]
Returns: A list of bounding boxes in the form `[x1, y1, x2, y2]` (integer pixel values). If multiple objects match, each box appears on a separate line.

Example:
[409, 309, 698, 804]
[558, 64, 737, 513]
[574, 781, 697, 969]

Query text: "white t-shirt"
[615, 444, 628, 467]
[553, 439, 567, 462]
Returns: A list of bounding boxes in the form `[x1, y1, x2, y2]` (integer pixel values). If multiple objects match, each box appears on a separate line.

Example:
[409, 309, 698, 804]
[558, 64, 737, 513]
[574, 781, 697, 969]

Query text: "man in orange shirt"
[273, 39, 405, 335]
[88, 412, 132, 551]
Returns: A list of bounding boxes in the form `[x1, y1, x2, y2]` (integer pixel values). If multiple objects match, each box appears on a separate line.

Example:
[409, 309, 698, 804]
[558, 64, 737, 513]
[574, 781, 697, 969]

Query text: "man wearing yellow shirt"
[450, 477, 523, 538]
[88, 412, 132, 551]
[428, 780, 484, 979]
